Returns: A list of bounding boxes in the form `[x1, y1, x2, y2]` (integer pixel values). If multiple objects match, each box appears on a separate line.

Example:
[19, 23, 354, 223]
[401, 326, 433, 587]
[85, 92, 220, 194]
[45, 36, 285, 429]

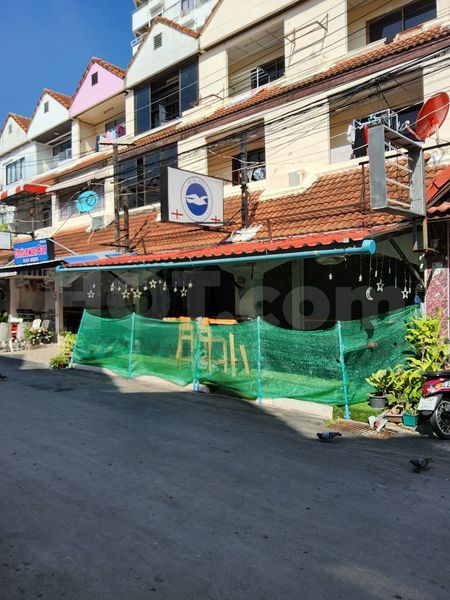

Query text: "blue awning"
[63, 252, 123, 265]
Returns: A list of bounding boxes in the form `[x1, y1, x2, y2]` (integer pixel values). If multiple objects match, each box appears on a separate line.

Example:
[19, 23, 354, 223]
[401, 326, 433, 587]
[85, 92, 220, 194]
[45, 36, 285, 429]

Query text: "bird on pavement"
[0, 373, 7, 381]
[410, 457, 433, 472]
[317, 432, 342, 442]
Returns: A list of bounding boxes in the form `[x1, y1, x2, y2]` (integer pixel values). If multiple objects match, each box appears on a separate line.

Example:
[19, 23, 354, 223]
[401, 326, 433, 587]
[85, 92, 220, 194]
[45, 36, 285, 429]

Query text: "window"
[105, 114, 125, 132]
[232, 148, 266, 186]
[153, 33, 162, 50]
[251, 57, 285, 90]
[118, 144, 177, 210]
[369, 0, 436, 43]
[8, 123, 12, 134]
[91, 72, 98, 86]
[52, 138, 72, 163]
[44, 101, 49, 113]
[180, 60, 199, 112]
[181, 0, 194, 14]
[6, 158, 25, 185]
[58, 187, 104, 220]
[134, 59, 199, 134]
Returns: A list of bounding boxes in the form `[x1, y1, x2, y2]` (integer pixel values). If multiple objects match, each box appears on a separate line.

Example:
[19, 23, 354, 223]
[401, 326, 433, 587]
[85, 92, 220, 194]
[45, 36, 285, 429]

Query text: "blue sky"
[0, 0, 132, 123]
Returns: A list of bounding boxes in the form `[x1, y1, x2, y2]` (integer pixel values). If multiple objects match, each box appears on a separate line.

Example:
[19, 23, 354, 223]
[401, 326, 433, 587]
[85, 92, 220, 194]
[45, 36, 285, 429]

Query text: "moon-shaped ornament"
[366, 286, 374, 301]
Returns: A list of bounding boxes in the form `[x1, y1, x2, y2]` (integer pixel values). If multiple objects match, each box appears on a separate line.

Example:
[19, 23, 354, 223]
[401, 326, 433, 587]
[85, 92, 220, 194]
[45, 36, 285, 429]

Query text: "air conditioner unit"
[88, 215, 105, 232]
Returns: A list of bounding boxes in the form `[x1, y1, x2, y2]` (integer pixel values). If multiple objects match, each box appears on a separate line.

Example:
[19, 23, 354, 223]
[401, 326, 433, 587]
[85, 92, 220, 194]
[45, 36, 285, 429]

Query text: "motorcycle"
[417, 371, 450, 440]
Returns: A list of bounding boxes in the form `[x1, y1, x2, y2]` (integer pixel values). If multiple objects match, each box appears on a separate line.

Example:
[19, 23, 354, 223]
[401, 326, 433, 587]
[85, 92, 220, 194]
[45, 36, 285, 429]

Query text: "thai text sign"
[13, 238, 55, 266]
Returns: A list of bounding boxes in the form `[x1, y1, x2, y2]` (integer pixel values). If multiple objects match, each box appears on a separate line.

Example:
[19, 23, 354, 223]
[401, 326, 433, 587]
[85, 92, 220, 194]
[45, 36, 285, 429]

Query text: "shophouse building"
[1, 0, 450, 337]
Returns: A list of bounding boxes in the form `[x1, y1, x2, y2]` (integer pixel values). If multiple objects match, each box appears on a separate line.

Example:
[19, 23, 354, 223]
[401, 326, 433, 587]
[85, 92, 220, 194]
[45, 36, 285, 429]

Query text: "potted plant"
[385, 314, 449, 427]
[402, 409, 418, 428]
[366, 369, 395, 408]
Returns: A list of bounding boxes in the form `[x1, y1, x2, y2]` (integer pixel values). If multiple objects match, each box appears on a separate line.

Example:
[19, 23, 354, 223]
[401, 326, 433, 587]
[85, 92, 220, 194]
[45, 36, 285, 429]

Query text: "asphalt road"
[0, 358, 449, 600]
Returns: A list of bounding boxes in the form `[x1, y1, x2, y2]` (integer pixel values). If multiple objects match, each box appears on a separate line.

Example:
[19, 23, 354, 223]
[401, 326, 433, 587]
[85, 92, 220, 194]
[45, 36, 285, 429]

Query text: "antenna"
[415, 92, 450, 142]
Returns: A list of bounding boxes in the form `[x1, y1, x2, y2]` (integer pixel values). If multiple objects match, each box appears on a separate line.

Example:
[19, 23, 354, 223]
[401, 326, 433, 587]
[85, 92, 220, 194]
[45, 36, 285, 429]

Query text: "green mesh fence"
[72, 305, 418, 406]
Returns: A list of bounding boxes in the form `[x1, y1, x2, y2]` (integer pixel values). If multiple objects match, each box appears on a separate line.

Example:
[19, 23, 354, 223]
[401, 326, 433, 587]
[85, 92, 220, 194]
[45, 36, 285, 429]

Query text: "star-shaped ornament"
[110, 283, 115, 292]
[122, 289, 130, 299]
[376, 280, 384, 293]
[133, 289, 142, 299]
[402, 287, 409, 299]
[180, 286, 188, 297]
[143, 285, 148, 291]
[162, 283, 168, 291]
[188, 281, 193, 289]
[358, 274, 363, 282]
[150, 280, 157, 289]
[87, 289, 95, 299]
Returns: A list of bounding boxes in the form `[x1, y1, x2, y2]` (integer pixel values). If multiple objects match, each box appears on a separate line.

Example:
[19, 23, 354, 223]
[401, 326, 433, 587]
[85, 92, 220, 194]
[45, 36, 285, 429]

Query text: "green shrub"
[49, 332, 77, 369]
[366, 368, 396, 396]
[387, 314, 448, 412]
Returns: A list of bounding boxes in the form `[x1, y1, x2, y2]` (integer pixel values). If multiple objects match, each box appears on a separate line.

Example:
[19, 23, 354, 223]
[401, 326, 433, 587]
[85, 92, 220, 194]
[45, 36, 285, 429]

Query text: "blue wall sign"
[13, 238, 55, 266]
[76, 190, 99, 213]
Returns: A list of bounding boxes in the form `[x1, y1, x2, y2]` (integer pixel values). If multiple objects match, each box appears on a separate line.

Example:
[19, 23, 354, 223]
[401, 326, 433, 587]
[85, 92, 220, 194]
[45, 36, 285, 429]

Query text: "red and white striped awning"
[0, 184, 48, 201]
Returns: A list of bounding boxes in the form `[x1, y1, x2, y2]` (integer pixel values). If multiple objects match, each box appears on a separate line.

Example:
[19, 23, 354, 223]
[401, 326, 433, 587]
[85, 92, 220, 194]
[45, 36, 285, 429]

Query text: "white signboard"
[0, 231, 12, 250]
[161, 166, 224, 226]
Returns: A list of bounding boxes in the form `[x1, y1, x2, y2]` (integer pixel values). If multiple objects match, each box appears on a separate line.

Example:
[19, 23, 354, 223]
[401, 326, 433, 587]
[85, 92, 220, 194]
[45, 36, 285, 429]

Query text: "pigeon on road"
[317, 432, 342, 442]
[410, 457, 433, 472]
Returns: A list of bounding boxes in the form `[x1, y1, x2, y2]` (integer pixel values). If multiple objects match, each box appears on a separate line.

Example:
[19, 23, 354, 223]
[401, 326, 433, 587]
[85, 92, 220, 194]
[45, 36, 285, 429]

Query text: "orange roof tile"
[0, 112, 32, 136]
[1, 160, 444, 267]
[30, 88, 72, 121]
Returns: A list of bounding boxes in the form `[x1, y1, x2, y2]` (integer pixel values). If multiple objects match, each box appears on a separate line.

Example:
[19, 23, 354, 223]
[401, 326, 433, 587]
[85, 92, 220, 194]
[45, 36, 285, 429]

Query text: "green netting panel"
[260, 320, 343, 403]
[71, 311, 133, 377]
[72, 305, 418, 406]
[132, 315, 194, 386]
[195, 320, 259, 398]
[341, 305, 419, 404]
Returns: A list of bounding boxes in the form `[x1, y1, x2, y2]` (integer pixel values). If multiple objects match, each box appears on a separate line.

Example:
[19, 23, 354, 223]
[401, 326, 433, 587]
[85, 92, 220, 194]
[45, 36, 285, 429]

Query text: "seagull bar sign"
[13, 238, 55, 266]
[160, 166, 224, 226]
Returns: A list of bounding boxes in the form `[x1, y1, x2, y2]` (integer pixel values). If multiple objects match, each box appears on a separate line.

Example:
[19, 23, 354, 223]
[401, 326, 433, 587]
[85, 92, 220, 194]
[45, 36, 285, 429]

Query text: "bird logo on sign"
[76, 190, 99, 213]
[181, 177, 213, 222]
[185, 182, 209, 217]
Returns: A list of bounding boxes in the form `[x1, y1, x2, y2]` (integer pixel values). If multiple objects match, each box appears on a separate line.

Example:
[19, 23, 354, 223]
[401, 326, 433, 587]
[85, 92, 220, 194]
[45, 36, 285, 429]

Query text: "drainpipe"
[56, 240, 376, 273]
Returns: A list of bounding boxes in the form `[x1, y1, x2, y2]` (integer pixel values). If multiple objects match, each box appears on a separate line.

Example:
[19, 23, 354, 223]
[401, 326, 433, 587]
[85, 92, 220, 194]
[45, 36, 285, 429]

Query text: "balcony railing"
[56, 148, 72, 164]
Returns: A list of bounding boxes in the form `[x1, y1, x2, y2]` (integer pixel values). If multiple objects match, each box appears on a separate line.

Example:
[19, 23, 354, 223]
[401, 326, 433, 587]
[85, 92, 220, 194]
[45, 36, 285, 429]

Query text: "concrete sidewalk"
[0, 343, 60, 367]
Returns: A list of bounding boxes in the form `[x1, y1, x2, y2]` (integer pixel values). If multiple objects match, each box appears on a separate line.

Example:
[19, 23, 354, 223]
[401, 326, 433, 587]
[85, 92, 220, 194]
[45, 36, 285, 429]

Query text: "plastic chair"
[41, 319, 50, 330]
[10, 322, 28, 351]
[31, 318, 42, 330]
[176, 318, 194, 366]
[0, 322, 12, 352]
[199, 318, 228, 373]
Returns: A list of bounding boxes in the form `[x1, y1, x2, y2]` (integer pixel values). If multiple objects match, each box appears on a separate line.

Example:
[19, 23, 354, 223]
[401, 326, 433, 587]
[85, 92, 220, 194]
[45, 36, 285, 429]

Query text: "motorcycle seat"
[423, 370, 450, 378]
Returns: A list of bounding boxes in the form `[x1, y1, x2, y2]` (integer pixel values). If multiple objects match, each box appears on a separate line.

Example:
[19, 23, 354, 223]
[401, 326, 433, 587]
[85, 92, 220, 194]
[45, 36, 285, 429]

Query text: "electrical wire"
[2, 0, 447, 176]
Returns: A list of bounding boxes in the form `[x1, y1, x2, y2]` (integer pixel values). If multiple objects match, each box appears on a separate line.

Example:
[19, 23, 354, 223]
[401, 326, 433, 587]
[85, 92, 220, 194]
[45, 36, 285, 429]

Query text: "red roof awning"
[0, 184, 48, 201]
[65, 224, 405, 269]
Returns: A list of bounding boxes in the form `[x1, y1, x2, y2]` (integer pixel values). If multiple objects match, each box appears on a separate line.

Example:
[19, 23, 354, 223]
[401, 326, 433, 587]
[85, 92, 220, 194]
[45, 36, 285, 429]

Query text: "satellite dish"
[415, 92, 450, 141]
[76, 190, 99, 213]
